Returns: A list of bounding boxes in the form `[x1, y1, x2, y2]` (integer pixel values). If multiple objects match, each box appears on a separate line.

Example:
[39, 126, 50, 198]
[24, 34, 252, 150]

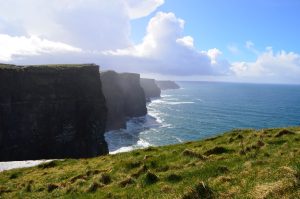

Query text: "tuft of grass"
[119, 177, 134, 188]
[38, 161, 58, 169]
[99, 173, 111, 185]
[9, 171, 21, 179]
[166, 173, 182, 183]
[86, 182, 103, 193]
[142, 171, 159, 185]
[182, 181, 214, 199]
[182, 149, 207, 160]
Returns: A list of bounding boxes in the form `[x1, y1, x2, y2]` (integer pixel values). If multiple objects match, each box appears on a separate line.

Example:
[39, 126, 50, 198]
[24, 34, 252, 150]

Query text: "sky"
[0, 0, 300, 84]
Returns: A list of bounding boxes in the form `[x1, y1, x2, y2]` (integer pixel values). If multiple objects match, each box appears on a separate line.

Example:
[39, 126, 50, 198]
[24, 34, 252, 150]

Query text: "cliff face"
[101, 71, 147, 131]
[140, 78, 161, 100]
[0, 64, 108, 161]
[156, 80, 180, 90]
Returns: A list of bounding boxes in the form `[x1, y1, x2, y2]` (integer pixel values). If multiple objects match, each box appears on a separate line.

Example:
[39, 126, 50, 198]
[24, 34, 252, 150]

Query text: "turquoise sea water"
[105, 81, 300, 153]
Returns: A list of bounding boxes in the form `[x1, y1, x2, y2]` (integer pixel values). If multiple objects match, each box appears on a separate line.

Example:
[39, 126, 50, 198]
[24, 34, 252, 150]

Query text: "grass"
[0, 127, 299, 198]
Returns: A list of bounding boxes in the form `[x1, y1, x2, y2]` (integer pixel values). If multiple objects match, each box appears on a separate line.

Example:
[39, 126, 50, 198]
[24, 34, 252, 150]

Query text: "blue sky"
[1, 0, 300, 84]
[131, 0, 300, 62]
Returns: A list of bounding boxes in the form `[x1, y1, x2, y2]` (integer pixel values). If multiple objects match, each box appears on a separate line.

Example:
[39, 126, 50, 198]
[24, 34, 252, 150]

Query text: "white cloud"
[231, 47, 300, 83]
[227, 44, 239, 54]
[0, 34, 81, 62]
[176, 36, 194, 48]
[2, 1, 299, 84]
[245, 40, 259, 54]
[103, 12, 227, 76]
[125, 0, 164, 19]
[0, 0, 163, 52]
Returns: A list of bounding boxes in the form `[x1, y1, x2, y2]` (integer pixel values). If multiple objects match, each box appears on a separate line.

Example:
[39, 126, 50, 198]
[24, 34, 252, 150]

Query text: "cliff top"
[0, 126, 299, 198]
[0, 63, 98, 70]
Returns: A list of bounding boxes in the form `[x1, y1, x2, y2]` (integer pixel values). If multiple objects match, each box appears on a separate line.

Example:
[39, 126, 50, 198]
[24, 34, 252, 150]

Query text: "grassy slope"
[0, 127, 299, 199]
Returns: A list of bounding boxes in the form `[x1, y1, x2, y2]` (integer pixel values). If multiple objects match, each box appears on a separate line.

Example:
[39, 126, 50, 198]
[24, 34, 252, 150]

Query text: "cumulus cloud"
[231, 47, 300, 83]
[0, 0, 163, 51]
[3, 0, 298, 84]
[103, 12, 227, 75]
[125, 0, 164, 19]
[0, 34, 81, 62]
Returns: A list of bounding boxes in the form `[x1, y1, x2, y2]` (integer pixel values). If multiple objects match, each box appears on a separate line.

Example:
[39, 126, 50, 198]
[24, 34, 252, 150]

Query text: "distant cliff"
[101, 71, 147, 131]
[156, 80, 180, 90]
[0, 64, 108, 161]
[140, 78, 161, 100]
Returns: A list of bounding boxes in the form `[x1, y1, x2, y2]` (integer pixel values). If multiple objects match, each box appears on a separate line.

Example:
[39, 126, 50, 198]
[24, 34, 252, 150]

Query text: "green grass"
[0, 127, 299, 198]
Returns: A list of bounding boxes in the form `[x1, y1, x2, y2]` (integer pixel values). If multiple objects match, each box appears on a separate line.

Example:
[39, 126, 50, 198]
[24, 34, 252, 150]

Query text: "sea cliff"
[101, 71, 147, 131]
[140, 78, 161, 100]
[156, 80, 180, 90]
[0, 64, 108, 161]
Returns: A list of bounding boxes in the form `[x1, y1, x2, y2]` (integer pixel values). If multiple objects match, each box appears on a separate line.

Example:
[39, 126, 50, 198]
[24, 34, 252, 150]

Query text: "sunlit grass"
[0, 127, 299, 198]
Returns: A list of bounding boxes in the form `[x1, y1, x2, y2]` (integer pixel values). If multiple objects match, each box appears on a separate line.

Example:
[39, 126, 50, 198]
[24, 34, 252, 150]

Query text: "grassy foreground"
[0, 127, 299, 199]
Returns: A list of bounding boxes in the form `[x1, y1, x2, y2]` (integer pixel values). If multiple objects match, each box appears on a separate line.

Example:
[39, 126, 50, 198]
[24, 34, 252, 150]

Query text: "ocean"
[105, 81, 300, 154]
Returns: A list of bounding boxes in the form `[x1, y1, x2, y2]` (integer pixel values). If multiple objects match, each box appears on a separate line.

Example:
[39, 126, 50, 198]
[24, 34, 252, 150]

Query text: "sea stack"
[101, 71, 147, 131]
[0, 64, 108, 161]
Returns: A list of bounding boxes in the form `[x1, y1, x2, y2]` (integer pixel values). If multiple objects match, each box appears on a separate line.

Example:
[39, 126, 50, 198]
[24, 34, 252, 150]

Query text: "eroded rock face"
[101, 71, 147, 131]
[140, 78, 161, 100]
[0, 64, 108, 161]
[156, 80, 180, 90]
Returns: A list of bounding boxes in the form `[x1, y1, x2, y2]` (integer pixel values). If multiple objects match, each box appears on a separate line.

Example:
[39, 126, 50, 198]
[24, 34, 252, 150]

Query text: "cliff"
[156, 80, 180, 90]
[0, 64, 108, 161]
[140, 78, 161, 100]
[101, 71, 147, 131]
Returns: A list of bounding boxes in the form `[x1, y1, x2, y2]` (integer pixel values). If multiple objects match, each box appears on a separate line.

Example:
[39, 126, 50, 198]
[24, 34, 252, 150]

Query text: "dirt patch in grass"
[204, 147, 233, 156]
[275, 129, 295, 137]
[47, 183, 59, 192]
[182, 149, 207, 160]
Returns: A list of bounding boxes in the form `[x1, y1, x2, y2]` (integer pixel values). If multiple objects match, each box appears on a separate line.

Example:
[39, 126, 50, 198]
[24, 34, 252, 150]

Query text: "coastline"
[104, 97, 162, 154]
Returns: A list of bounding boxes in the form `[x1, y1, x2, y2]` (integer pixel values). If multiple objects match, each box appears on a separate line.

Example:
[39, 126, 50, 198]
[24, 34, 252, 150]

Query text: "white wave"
[173, 136, 184, 143]
[105, 114, 159, 154]
[164, 101, 195, 105]
[0, 160, 54, 172]
[161, 94, 172, 97]
[196, 98, 204, 102]
[109, 139, 151, 154]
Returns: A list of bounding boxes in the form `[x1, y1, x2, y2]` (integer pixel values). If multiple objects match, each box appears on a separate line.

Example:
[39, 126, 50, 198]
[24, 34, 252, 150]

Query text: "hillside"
[0, 127, 299, 198]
